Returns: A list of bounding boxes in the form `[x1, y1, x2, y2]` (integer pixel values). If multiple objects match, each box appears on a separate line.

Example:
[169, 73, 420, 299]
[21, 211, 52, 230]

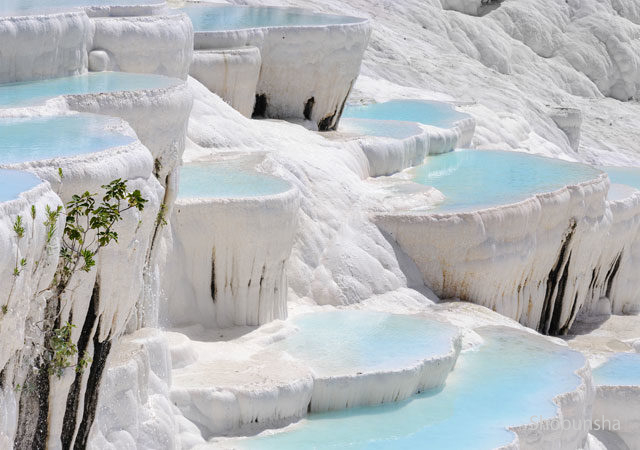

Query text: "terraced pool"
[410, 150, 601, 212]
[0, 72, 181, 109]
[0, 115, 134, 164]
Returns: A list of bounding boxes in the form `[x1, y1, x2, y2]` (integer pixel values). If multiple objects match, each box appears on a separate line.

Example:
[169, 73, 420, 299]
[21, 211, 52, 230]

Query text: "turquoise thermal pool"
[0, 72, 181, 109]
[0, 115, 134, 164]
[182, 5, 363, 32]
[0, 0, 161, 16]
[274, 311, 457, 376]
[410, 150, 602, 213]
[240, 327, 584, 450]
[339, 118, 424, 140]
[593, 353, 640, 386]
[601, 166, 640, 201]
[0, 169, 41, 202]
[343, 100, 471, 129]
[178, 159, 290, 199]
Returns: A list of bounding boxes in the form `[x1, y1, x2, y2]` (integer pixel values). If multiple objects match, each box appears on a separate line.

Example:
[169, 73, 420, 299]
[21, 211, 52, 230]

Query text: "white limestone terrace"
[217, 325, 592, 450]
[335, 99, 476, 176]
[373, 149, 638, 335]
[164, 309, 460, 439]
[181, 2, 371, 129]
[0, 72, 181, 109]
[369, 150, 640, 336]
[0, 6, 193, 85]
[0, 110, 163, 448]
[0, 73, 192, 188]
[271, 310, 461, 413]
[0, 172, 65, 450]
[0, 0, 167, 18]
[1, 0, 639, 448]
[590, 352, 640, 450]
[162, 153, 299, 329]
[188, 46, 261, 117]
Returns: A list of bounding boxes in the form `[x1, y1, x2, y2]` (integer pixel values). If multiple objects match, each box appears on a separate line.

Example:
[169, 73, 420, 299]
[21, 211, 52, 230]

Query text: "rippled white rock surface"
[1, 0, 639, 448]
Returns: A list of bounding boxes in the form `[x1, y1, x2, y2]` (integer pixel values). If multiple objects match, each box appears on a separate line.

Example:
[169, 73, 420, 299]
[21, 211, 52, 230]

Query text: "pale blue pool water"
[411, 150, 601, 212]
[593, 353, 640, 386]
[0, 0, 161, 16]
[0, 72, 180, 108]
[178, 161, 290, 199]
[603, 166, 640, 190]
[240, 327, 584, 450]
[0, 169, 41, 202]
[0, 115, 134, 164]
[275, 311, 457, 376]
[601, 166, 640, 200]
[343, 100, 471, 130]
[339, 118, 424, 140]
[182, 5, 363, 32]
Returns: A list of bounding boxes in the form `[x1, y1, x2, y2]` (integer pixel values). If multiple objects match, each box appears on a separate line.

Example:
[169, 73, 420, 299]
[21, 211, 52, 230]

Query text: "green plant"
[13, 215, 24, 238]
[155, 202, 168, 227]
[48, 322, 78, 377]
[55, 178, 147, 288]
[46, 322, 93, 377]
[44, 179, 146, 378]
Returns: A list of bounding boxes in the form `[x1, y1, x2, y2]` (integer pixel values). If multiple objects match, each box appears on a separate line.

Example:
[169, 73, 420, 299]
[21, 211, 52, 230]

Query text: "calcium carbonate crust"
[89, 328, 206, 449]
[592, 383, 640, 450]
[189, 47, 262, 117]
[308, 323, 462, 412]
[63, 81, 194, 188]
[164, 185, 300, 328]
[89, 13, 194, 79]
[0, 181, 64, 448]
[192, 9, 371, 129]
[83, 2, 167, 18]
[506, 360, 595, 450]
[0, 12, 92, 84]
[375, 172, 640, 335]
[345, 115, 476, 177]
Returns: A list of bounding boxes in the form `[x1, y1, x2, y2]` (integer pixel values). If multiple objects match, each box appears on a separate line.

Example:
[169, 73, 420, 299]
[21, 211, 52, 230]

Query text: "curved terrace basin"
[339, 118, 424, 140]
[178, 157, 290, 199]
[602, 166, 640, 200]
[240, 327, 584, 449]
[0, 169, 41, 202]
[0, 115, 133, 164]
[593, 353, 640, 386]
[275, 310, 456, 376]
[411, 149, 601, 212]
[182, 4, 363, 32]
[343, 100, 471, 129]
[0, 0, 162, 16]
[0, 72, 181, 109]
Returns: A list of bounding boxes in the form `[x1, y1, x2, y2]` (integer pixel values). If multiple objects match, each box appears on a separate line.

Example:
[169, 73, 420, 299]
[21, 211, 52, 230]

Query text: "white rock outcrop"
[375, 173, 640, 334]
[189, 47, 261, 117]
[341, 115, 476, 177]
[164, 183, 300, 328]
[90, 13, 194, 79]
[0, 12, 92, 83]
[192, 7, 371, 129]
[592, 384, 640, 450]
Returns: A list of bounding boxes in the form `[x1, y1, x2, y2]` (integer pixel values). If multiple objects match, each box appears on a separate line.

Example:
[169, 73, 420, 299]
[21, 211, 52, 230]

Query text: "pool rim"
[0, 111, 141, 167]
[0, 71, 186, 110]
[378, 149, 607, 218]
[343, 98, 474, 130]
[0, 168, 47, 205]
[0, 0, 166, 19]
[181, 2, 369, 34]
